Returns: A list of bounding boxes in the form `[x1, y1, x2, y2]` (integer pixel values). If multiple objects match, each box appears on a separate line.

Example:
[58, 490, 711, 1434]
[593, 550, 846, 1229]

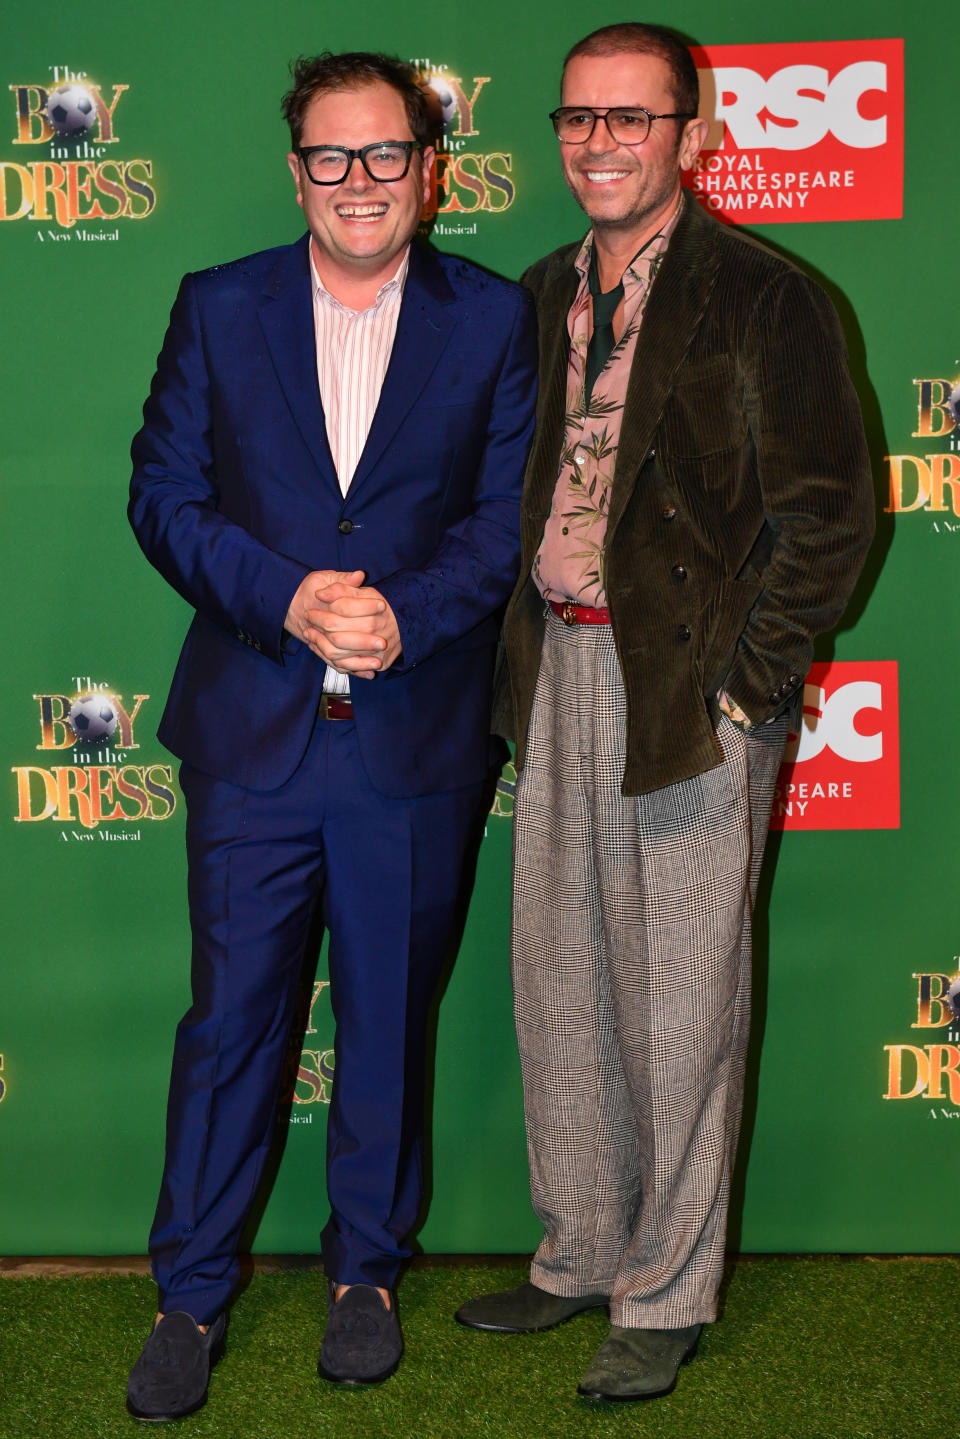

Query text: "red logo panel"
[685, 39, 904, 224]
[771, 661, 900, 831]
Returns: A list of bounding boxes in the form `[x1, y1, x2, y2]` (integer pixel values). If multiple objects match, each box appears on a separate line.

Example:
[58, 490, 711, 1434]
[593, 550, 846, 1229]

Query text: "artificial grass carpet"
[1, 1257, 956, 1438]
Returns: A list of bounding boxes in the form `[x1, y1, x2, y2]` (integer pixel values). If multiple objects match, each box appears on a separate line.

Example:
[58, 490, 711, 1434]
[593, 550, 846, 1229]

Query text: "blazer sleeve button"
[338, 518, 354, 535]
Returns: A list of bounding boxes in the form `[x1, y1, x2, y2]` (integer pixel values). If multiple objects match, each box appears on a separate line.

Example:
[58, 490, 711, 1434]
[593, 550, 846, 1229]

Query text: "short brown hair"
[281, 51, 434, 150]
[563, 23, 699, 118]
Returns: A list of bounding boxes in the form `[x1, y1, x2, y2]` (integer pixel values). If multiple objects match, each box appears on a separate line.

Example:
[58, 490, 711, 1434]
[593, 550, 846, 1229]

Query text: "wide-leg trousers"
[149, 716, 484, 1324]
[512, 613, 786, 1328]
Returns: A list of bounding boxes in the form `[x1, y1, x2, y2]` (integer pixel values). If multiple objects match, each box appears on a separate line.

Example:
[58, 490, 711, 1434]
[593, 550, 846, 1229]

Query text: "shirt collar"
[309, 241, 410, 313]
[573, 193, 684, 285]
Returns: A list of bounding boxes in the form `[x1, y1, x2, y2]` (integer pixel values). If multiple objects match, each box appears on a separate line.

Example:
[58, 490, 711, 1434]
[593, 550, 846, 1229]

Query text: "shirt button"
[575, 454, 585, 465]
[561, 526, 569, 535]
[338, 518, 354, 535]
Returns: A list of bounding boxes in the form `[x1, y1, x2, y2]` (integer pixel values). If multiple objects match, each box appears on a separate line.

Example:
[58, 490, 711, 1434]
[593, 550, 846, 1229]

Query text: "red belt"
[550, 599, 611, 626]
[318, 694, 354, 720]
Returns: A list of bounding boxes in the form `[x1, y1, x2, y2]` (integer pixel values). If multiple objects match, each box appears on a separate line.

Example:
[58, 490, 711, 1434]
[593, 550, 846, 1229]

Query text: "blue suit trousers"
[149, 714, 485, 1323]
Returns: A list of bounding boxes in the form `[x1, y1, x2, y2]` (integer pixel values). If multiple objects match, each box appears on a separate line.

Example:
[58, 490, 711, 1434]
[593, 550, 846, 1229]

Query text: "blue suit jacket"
[130, 235, 537, 798]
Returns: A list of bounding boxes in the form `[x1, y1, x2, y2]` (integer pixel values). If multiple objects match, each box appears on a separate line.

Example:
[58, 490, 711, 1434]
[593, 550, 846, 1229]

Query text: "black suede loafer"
[126, 1310, 226, 1422]
[454, 1281, 610, 1333]
[577, 1323, 702, 1402]
[318, 1283, 403, 1385]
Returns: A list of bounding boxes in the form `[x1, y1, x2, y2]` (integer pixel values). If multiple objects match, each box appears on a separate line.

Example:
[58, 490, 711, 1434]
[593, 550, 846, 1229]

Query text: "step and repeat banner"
[4, 1, 956, 1257]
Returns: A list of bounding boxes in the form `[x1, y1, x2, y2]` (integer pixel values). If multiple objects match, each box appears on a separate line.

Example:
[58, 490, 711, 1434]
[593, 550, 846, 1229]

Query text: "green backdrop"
[4, 0, 956, 1258]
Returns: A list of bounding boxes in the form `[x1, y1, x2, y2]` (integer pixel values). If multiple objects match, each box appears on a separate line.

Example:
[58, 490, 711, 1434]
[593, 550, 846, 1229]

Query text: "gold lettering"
[13, 766, 58, 821]
[55, 766, 94, 828]
[294, 1048, 335, 1104]
[912, 973, 954, 1028]
[444, 75, 490, 137]
[884, 455, 930, 512]
[928, 454, 960, 514]
[927, 1045, 960, 1103]
[113, 694, 148, 748]
[86, 83, 128, 143]
[0, 161, 34, 219]
[883, 1044, 929, 1099]
[912, 379, 955, 439]
[306, 980, 331, 1035]
[10, 85, 52, 144]
[35, 695, 75, 750]
[31, 161, 71, 226]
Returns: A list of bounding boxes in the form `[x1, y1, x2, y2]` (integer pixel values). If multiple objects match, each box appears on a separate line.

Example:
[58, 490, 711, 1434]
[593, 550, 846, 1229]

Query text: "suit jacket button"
[661, 505, 677, 521]
[338, 518, 354, 535]
[670, 564, 688, 582]
[677, 624, 692, 641]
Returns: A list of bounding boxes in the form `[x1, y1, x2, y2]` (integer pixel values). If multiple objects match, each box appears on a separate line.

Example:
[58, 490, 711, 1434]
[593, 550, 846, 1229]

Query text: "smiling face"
[558, 50, 706, 245]
[286, 80, 432, 291]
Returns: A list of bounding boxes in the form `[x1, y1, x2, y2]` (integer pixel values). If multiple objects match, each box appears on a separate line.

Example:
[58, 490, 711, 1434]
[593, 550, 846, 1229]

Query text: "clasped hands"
[285, 569, 401, 680]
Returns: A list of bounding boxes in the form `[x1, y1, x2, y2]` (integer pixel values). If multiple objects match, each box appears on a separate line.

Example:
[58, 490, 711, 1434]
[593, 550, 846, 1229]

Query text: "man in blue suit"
[125, 51, 536, 1422]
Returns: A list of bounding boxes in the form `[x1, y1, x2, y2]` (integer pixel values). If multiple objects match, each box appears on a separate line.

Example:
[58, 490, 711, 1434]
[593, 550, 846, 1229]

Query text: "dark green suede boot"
[578, 1323, 702, 1401]
[455, 1282, 609, 1333]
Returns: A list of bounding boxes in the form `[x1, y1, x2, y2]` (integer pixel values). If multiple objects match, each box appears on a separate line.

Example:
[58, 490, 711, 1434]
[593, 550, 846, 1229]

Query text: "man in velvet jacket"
[124, 51, 536, 1421]
[456, 23, 874, 1403]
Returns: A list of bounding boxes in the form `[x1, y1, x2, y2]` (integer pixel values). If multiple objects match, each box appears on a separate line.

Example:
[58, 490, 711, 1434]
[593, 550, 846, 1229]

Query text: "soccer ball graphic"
[68, 694, 119, 743]
[427, 76, 458, 130]
[45, 84, 98, 136]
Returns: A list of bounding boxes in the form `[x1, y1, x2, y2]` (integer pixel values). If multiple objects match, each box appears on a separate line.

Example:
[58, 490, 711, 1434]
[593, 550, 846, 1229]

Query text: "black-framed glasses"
[549, 106, 696, 146]
[297, 140, 422, 185]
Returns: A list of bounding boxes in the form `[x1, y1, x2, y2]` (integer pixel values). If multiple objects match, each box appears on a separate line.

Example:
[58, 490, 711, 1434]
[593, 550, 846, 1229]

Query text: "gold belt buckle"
[561, 601, 578, 626]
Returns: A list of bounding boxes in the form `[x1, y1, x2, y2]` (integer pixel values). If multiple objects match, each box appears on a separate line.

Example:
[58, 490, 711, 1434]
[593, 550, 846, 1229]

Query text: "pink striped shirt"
[310, 243, 408, 493]
[309, 243, 409, 694]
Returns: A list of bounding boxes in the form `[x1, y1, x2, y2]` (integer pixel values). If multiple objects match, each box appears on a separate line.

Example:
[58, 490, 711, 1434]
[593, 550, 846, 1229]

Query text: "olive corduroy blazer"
[500, 192, 875, 796]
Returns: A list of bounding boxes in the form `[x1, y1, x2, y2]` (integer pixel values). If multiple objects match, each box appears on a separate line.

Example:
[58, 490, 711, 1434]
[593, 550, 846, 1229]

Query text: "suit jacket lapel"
[607, 194, 722, 535]
[347, 241, 456, 496]
[257, 233, 338, 490]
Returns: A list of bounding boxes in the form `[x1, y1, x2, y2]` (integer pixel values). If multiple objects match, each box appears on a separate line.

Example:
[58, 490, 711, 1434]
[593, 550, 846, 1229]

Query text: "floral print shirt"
[534, 206, 680, 607]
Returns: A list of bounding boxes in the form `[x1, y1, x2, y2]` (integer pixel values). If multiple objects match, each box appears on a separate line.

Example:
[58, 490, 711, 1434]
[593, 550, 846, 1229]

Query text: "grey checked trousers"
[512, 612, 786, 1328]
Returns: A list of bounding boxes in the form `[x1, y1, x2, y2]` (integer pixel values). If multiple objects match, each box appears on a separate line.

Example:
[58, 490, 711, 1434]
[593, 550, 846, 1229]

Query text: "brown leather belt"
[550, 599, 611, 626]
[318, 693, 354, 720]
